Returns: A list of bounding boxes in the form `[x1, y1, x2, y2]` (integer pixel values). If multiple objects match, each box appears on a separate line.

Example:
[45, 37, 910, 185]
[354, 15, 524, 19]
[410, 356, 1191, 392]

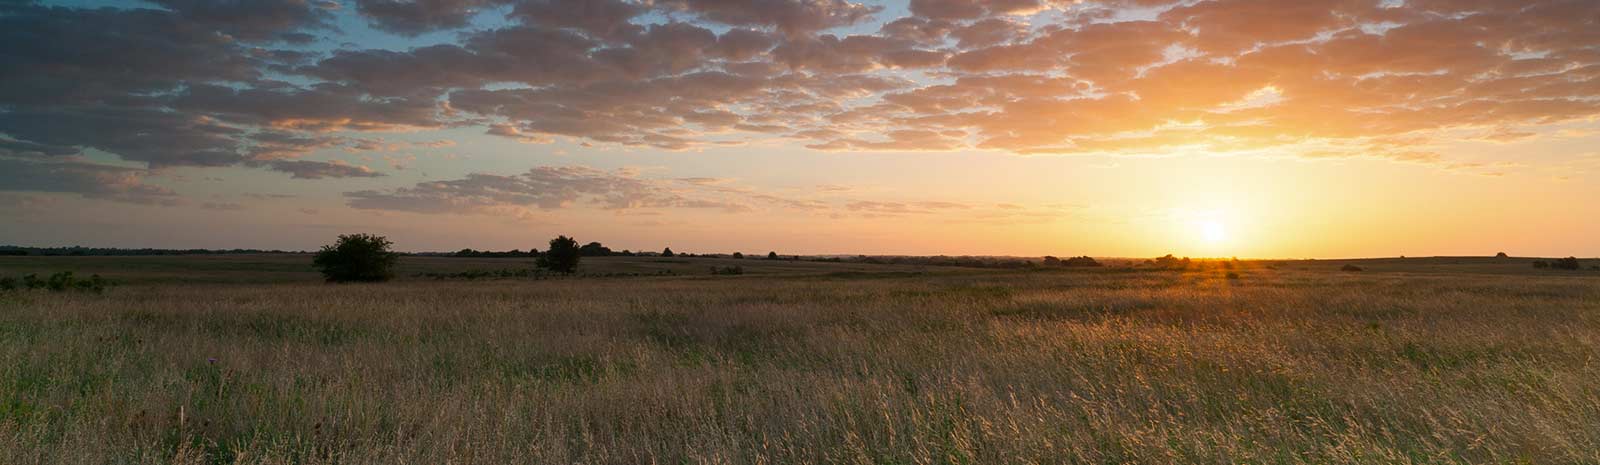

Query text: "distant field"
[2, 255, 1598, 463]
[0, 254, 962, 285]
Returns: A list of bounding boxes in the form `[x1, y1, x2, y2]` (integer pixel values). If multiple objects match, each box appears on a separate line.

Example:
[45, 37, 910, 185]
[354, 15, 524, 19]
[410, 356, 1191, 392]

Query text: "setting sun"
[1200, 220, 1227, 244]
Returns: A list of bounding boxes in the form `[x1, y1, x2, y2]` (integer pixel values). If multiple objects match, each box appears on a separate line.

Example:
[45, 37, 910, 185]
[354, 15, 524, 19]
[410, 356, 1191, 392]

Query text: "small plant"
[1532, 261, 1549, 269]
[1341, 264, 1364, 272]
[1225, 272, 1240, 280]
[1495, 252, 1509, 258]
[710, 266, 744, 275]
[312, 234, 400, 283]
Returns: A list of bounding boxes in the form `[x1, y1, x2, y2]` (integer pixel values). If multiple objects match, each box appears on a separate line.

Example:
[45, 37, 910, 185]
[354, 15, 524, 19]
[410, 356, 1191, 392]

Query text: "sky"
[0, 0, 1597, 258]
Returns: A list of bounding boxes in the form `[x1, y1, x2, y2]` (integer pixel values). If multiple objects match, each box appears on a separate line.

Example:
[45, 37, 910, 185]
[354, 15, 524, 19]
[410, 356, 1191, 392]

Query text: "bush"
[1062, 256, 1101, 267]
[537, 236, 581, 273]
[1152, 254, 1190, 269]
[1341, 264, 1364, 272]
[710, 266, 744, 275]
[1551, 257, 1581, 270]
[732, 252, 744, 259]
[661, 247, 675, 257]
[1495, 252, 1509, 258]
[1532, 261, 1550, 269]
[1225, 272, 1240, 280]
[0, 272, 107, 293]
[312, 234, 399, 282]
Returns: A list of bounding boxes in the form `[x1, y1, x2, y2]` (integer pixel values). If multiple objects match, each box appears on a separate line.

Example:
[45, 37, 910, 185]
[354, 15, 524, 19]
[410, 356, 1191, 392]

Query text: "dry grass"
[1, 259, 1598, 464]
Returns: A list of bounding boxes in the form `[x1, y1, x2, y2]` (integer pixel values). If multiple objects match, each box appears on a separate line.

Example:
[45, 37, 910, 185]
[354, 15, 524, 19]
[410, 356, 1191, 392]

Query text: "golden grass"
[2, 265, 1598, 464]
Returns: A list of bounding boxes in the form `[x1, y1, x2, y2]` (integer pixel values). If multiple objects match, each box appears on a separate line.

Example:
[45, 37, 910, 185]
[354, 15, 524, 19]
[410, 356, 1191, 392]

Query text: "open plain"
[1, 255, 1598, 464]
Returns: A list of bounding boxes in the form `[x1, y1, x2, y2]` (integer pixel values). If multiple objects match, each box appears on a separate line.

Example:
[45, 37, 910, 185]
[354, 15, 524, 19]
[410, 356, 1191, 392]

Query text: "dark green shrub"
[1551, 257, 1581, 270]
[1532, 261, 1550, 269]
[537, 235, 581, 273]
[0, 272, 107, 293]
[312, 234, 399, 283]
[1341, 264, 1364, 272]
[1225, 272, 1240, 280]
[710, 266, 744, 275]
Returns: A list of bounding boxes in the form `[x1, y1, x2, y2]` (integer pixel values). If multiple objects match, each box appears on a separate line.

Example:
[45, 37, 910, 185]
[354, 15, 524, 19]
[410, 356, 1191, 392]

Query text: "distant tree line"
[0, 246, 300, 256]
[446, 249, 539, 258]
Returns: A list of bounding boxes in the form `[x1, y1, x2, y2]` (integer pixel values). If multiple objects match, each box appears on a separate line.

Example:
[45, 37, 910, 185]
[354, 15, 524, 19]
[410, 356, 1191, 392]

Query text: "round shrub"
[537, 235, 581, 273]
[312, 234, 399, 283]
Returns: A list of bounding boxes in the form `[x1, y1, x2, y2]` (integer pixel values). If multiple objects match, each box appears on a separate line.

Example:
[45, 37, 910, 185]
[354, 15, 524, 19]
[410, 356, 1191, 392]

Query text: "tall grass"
[1, 269, 1597, 463]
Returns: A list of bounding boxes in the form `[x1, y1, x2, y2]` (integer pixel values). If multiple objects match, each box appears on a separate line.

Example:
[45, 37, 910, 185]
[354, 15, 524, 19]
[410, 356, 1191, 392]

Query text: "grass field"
[2, 255, 1598, 464]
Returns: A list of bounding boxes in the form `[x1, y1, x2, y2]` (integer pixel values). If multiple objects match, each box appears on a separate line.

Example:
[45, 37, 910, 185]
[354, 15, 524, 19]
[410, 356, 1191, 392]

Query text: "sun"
[1200, 219, 1228, 243]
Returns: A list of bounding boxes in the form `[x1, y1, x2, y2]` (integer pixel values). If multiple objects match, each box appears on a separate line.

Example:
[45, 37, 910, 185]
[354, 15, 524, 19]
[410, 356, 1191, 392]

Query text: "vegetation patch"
[0, 271, 109, 293]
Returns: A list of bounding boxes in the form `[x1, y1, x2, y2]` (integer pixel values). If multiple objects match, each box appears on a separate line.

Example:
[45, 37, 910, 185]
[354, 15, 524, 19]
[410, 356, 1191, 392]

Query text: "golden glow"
[1200, 220, 1227, 244]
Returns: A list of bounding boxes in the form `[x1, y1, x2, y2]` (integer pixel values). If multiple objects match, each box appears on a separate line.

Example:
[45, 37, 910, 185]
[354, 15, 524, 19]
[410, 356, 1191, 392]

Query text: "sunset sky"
[1, 0, 1597, 258]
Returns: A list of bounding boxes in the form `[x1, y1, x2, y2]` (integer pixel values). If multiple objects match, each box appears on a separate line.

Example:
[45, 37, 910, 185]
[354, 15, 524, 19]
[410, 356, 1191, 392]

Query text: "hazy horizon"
[2, 0, 1597, 258]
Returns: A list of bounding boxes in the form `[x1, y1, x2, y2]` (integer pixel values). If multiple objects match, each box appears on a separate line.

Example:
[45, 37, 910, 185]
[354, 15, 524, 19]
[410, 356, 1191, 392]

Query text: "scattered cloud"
[258, 159, 386, 179]
[345, 164, 1076, 223]
[1, 0, 1596, 212]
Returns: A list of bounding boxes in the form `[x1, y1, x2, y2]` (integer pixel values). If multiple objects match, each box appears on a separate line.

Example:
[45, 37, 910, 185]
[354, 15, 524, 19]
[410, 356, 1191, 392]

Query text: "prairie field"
[1, 255, 1598, 464]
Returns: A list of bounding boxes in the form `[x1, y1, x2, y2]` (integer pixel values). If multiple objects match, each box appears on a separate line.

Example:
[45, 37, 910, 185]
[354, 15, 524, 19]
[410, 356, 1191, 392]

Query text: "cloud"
[0, 137, 78, 158]
[354, 0, 505, 36]
[345, 165, 746, 214]
[509, 0, 644, 40]
[3, 0, 1598, 192]
[909, 0, 1045, 21]
[343, 164, 1077, 223]
[658, 0, 882, 36]
[201, 201, 246, 211]
[259, 159, 386, 179]
[0, 158, 180, 205]
[0, 106, 246, 168]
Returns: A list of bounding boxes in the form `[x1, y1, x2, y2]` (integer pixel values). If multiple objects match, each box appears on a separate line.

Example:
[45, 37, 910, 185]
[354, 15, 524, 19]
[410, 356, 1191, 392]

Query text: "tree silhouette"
[312, 234, 399, 282]
[662, 247, 675, 257]
[767, 251, 778, 260]
[579, 241, 613, 256]
[537, 236, 581, 273]
[1063, 256, 1101, 267]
